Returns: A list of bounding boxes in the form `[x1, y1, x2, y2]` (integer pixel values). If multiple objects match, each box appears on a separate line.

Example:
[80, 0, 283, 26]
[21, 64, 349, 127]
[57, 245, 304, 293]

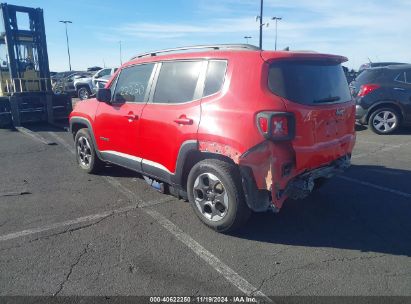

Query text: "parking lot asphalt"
[0, 123, 410, 297]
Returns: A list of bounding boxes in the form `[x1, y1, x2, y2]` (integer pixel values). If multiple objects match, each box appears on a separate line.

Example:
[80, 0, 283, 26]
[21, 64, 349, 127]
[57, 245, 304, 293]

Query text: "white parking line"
[338, 176, 411, 199]
[16, 127, 56, 145]
[0, 204, 137, 242]
[49, 131, 271, 300]
[0, 196, 171, 243]
[146, 208, 270, 300]
[48, 132, 75, 155]
[355, 140, 383, 145]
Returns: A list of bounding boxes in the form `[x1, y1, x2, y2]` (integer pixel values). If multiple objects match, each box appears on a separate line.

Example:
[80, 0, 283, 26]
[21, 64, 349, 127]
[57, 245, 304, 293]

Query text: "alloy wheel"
[372, 110, 398, 133]
[77, 136, 92, 167]
[193, 173, 229, 222]
[78, 88, 90, 100]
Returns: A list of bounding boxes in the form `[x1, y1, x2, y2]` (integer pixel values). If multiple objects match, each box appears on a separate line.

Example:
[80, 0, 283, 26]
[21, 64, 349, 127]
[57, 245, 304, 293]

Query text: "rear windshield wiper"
[313, 96, 341, 103]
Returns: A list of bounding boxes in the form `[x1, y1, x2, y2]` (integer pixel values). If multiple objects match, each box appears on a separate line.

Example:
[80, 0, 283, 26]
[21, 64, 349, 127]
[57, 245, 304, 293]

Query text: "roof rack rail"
[131, 44, 260, 60]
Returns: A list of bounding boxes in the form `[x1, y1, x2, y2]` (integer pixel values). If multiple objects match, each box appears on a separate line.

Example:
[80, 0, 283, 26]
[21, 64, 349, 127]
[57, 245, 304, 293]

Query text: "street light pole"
[119, 40, 123, 66]
[259, 0, 263, 49]
[272, 17, 282, 50]
[244, 36, 252, 44]
[59, 20, 72, 71]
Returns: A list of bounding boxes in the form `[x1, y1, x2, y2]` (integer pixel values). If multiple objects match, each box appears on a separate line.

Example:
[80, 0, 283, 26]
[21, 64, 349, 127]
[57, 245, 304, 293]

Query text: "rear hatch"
[265, 55, 355, 171]
[350, 67, 385, 97]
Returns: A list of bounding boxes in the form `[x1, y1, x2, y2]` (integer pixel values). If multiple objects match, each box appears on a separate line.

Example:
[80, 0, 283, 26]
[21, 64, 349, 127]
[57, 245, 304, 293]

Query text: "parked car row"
[51, 68, 117, 100]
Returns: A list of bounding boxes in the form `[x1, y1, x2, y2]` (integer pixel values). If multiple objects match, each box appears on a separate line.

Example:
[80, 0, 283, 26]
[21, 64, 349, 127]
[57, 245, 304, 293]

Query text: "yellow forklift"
[0, 3, 72, 127]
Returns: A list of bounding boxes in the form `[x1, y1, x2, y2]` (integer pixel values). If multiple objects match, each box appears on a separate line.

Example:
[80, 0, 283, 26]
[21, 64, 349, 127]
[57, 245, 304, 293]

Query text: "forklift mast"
[0, 3, 71, 127]
[0, 3, 51, 89]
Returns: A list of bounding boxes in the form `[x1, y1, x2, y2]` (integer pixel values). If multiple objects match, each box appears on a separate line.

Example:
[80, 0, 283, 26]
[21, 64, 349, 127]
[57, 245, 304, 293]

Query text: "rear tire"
[74, 128, 103, 174]
[368, 107, 401, 135]
[187, 159, 251, 233]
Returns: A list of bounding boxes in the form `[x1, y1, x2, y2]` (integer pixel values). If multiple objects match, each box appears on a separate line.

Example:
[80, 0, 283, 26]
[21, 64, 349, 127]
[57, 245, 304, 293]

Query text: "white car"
[74, 68, 117, 100]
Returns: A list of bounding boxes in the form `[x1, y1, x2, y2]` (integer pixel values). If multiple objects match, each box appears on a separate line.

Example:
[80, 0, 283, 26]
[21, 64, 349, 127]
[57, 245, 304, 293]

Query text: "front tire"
[74, 128, 103, 174]
[77, 86, 91, 100]
[368, 107, 400, 135]
[187, 159, 251, 233]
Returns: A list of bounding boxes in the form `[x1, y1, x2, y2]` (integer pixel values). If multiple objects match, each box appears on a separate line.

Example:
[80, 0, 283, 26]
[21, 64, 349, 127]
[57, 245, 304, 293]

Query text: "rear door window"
[153, 61, 203, 103]
[203, 60, 227, 97]
[268, 60, 351, 105]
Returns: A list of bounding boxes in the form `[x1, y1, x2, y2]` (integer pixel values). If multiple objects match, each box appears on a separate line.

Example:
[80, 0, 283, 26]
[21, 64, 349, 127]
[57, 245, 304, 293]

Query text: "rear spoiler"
[260, 51, 348, 64]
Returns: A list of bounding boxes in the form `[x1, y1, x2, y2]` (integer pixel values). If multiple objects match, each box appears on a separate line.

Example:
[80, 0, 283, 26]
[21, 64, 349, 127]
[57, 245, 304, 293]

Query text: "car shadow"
[394, 127, 411, 135]
[231, 164, 411, 257]
[98, 164, 142, 178]
[98, 163, 411, 258]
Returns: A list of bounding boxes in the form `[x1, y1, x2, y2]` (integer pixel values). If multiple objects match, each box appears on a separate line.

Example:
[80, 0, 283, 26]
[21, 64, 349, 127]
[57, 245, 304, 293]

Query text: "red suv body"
[70, 44, 355, 232]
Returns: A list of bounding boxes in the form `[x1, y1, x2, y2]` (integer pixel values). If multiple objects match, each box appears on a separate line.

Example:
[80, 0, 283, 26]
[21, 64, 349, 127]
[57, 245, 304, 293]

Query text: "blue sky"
[12, 0, 411, 71]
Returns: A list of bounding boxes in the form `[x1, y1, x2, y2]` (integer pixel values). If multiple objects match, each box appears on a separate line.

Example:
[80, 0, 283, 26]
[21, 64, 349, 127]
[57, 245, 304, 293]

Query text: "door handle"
[124, 112, 138, 121]
[174, 115, 193, 125]
[393, 87, 405, 91]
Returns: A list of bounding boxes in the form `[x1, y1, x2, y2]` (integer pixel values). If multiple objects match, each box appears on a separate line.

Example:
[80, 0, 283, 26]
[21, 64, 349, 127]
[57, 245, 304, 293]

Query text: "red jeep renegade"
[70, 44, 355, 232]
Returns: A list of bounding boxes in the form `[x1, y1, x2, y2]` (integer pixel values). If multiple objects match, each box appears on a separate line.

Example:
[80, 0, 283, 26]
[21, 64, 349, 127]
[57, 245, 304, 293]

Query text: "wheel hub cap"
[77, 136, 92, 167]
[373, 111, 397, 132]
[79, 89, 89, 100]
[193, 173, 228, 222]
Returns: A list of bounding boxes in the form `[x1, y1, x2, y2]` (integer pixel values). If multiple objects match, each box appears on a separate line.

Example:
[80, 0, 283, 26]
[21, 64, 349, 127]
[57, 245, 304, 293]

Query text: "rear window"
[268, 60, 351, 105]
[355, 69, 385, 84]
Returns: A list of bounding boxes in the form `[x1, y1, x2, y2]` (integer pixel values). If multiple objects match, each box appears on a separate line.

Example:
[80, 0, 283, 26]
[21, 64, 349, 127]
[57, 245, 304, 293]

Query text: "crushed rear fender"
[239, 141, 296, 212]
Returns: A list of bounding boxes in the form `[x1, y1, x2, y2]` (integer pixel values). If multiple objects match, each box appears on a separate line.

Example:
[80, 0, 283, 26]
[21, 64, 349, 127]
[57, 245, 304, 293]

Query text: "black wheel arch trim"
[77, 85, 91, 92]
[170, 140, 198, 187]
[75, 83, 92, 92]
[70, 116, 103, 159]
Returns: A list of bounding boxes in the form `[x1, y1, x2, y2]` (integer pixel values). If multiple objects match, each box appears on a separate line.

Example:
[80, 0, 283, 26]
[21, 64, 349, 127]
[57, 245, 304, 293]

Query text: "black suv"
[352, 65, 411, 134]
[357, 62, 406, 75]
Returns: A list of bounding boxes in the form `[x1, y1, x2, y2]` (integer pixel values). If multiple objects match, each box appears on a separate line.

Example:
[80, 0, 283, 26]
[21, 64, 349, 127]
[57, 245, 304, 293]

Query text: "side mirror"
[96, 88, 111, 103]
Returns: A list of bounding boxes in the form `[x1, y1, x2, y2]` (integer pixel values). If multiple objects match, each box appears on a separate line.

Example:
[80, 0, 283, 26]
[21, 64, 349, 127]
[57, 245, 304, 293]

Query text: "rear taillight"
[257, 112, 295, 141]
[357, 84, 380, 97]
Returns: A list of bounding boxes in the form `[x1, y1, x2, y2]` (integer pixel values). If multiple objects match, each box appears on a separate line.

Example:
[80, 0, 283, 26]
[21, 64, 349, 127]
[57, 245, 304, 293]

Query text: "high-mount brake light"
[256, 112, 295, 141]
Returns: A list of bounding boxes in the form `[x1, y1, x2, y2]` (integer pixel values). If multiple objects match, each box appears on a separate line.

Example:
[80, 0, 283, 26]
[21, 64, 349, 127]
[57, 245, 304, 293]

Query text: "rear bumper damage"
[283, 154, 351, 200]
[239, 140, 352, 213]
